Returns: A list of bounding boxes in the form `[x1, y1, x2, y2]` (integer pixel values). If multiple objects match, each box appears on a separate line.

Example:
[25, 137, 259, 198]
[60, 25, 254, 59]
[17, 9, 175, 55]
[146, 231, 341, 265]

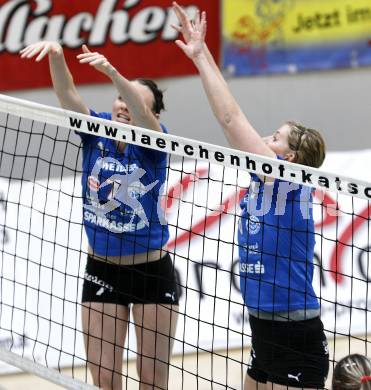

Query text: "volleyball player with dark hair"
[172, 3, 328, 389]
[333, 354, 371, 390]
[20, 41, 178, 390]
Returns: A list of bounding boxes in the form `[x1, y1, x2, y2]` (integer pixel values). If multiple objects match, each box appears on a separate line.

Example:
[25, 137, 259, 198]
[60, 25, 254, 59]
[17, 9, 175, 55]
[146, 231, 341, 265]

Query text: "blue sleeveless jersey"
[238, 169, 319, 313]
[78, 110, 169, 257]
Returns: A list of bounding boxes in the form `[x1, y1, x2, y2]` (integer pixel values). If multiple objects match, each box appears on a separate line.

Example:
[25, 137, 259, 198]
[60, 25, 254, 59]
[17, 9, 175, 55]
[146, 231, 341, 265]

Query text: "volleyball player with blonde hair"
[20, 41, 178, 390]
[172, 2, 329, 389]
[332, 354, 371, 390]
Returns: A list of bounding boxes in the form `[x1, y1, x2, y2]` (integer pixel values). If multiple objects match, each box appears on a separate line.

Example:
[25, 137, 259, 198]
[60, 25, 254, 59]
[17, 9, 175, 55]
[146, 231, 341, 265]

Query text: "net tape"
[0, 93, 370, 200]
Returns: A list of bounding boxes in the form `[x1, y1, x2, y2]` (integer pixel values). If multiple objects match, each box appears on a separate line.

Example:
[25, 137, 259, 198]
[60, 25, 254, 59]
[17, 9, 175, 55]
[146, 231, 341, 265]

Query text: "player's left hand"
[77, 45, 116, 76]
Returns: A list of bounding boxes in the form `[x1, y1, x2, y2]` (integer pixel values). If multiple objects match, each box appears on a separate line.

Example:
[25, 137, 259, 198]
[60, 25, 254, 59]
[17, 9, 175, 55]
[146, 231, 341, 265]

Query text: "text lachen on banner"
[0, 0, 220, 90]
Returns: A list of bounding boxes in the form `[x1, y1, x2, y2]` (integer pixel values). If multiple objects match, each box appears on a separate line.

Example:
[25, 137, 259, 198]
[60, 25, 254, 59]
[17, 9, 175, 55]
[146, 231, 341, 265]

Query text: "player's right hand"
[19, 41, 63, 62]
[172, 2, 207, 61]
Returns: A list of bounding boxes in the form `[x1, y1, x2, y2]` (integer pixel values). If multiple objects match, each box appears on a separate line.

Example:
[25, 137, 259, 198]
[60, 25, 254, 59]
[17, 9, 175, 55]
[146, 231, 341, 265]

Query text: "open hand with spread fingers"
[19, 41, 62, 61]
[172, 1, 201, 44]
[172, 1, 207, 60]
[76, 45, 116, 77]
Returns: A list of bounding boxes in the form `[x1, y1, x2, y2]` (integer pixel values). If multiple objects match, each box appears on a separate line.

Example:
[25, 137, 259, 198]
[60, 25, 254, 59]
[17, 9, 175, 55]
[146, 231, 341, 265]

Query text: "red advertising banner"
[0, 0, 220, 91]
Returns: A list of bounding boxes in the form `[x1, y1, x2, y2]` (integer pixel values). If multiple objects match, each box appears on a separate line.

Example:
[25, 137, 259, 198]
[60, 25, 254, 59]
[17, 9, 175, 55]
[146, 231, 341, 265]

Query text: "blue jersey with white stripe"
[78, 110, 169, 257]
[238, 168, 319, 313]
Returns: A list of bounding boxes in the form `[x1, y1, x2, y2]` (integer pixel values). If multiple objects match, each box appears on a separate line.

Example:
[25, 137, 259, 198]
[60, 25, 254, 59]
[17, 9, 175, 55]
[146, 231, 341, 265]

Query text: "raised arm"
[172, 2, 227, 88]
[77, 46, 163, 133]
[19, 41, 89, 114]
[172, 5, 275, 158]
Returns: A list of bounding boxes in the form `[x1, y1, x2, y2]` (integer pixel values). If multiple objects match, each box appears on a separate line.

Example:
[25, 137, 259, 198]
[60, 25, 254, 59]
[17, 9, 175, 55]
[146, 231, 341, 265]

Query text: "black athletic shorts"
[82, 253, 180, 306]
[247, 315, 329, 388]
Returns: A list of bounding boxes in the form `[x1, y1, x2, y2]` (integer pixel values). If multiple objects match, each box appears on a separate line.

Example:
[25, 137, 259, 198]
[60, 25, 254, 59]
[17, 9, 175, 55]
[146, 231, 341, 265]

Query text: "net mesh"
[0, 93, 370, 389]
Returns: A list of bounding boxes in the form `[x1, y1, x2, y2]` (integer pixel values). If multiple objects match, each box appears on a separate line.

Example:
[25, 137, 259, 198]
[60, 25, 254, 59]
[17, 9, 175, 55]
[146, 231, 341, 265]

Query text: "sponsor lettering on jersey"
[240, 261, 265, 274]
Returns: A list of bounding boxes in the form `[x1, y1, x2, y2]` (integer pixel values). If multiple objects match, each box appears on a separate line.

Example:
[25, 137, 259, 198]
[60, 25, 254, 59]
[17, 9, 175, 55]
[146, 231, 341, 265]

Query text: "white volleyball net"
[0, 93, 370, 389]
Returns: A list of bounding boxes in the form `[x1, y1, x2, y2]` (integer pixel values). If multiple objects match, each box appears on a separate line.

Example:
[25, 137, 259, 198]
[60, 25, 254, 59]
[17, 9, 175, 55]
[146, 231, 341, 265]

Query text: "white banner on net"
[1, 93, 371, 200]
[0, 149, 370, 374]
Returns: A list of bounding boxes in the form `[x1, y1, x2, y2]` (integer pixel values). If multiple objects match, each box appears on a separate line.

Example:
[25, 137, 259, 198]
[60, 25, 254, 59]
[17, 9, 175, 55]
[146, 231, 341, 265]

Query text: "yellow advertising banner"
[223, 0, 371, 75]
